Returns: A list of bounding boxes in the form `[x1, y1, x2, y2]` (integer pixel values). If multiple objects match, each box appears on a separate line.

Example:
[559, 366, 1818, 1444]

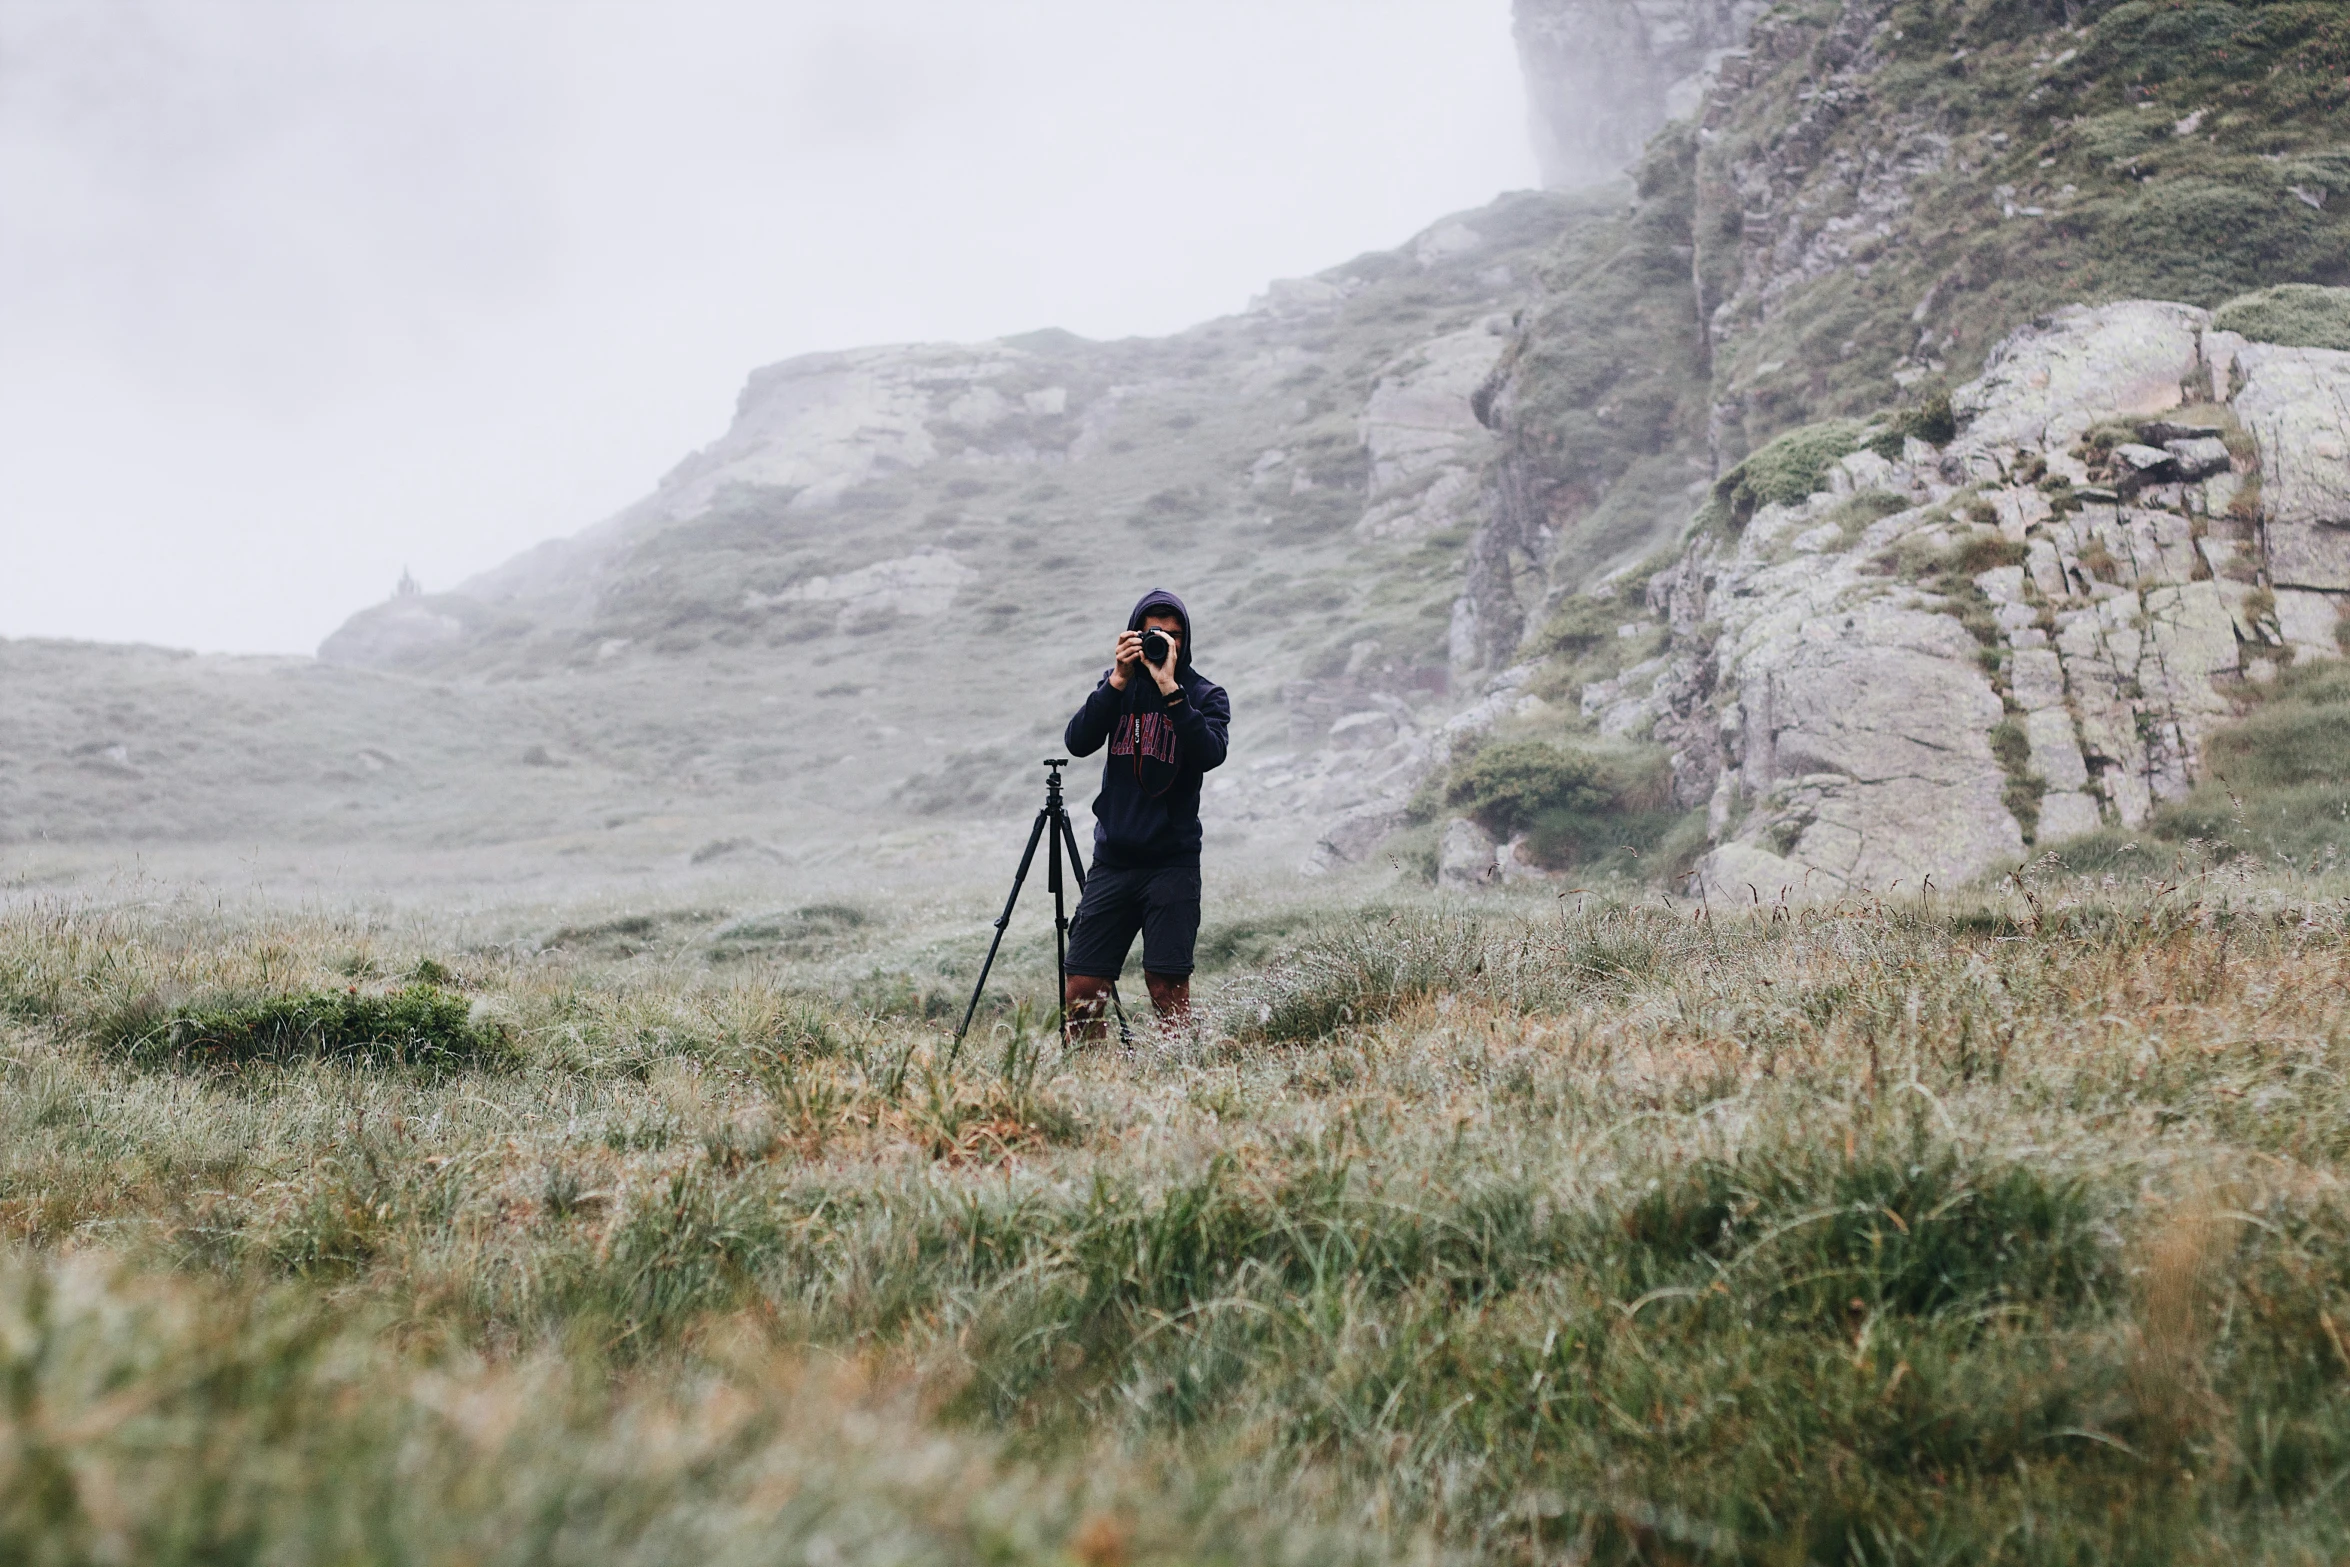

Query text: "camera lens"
[1141, 629, 1169, 664]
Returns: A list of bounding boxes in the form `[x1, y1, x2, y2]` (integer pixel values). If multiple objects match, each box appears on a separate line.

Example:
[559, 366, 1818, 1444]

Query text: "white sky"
[0, 0, 1537, 655]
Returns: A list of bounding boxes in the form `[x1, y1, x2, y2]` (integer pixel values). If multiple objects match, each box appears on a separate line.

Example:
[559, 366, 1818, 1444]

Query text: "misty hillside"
[5, 189, 1611, 871]
[8, 0, 2347, 898]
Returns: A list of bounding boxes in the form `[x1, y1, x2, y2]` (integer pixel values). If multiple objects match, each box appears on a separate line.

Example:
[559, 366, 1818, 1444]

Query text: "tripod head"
[1042, 757, 1069, 799]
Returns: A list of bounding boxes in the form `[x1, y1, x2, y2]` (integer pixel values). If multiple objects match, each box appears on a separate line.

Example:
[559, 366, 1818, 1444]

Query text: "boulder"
[1692, 839, 1807, 906]
[1954, 302, 2206, 452]
[2142, 581, 2241, 686]
[1718, 595, 2022, 892]
[1496, 835, 1551, 885]
[2274, 589, 2345, 661]
[2023, 709, 2090, 792]
[1307, 804, 1409, 872]
[1355, 323, 1507, 540]
[2009, 647, 2067, 712]
[2164, 435, 2232, 479]
[2110, 443, 2179, 487]
[2057, 600, 2153, 826]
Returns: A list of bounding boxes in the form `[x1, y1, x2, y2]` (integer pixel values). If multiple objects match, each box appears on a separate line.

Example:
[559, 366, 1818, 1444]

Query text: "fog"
[0, 0, 1534, 656]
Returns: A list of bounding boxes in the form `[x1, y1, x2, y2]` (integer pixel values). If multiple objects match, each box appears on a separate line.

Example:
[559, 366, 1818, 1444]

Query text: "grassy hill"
[6, 193, 1607, 885]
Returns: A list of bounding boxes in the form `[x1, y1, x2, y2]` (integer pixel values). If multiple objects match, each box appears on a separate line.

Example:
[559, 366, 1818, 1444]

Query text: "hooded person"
[1061, 588, 1231, 1025]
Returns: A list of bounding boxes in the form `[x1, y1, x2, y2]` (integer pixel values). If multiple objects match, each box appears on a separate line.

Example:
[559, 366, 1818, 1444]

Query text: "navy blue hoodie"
[1065, 589, 1231, 869]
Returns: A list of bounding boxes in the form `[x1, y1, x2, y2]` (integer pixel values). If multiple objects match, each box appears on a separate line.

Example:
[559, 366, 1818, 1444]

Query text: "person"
[1061, 588, 1231, 1032]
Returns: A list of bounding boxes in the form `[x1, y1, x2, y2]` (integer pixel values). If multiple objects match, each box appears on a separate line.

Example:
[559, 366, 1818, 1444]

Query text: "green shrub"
[1523, 803, 1689, 873]
[106, 986, 510, 1073]
[1533, 594, 1633, 660]
[1445, 740, 1609, 839]
[2214, 284, 2350, 351]
[1711, 419, 1867, 527]
[1442, 740, 1682, 874]
[1868, 389, 1959, 459]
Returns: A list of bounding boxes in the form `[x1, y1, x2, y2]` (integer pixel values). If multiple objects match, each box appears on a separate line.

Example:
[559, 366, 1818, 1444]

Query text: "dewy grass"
[7, 874, 2350, 1560]
[101, 984, 512, 1073]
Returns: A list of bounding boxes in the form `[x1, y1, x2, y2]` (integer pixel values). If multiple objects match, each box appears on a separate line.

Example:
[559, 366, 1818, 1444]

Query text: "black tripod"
[950, 758, 1127, 1066]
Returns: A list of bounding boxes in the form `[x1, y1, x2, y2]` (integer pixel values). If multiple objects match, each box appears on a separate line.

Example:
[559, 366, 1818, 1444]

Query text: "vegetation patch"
[707, 903, 871, 963]
[1856, 390, 1962, 463]
[12, 880, 2350, 1560]
[1707, 419, 1867, 530]
[2059, 661, 2350, 873]
[103, 985, 512, 1074]
[2213, 283, 2350, 351]
[1234, 910, 1485, 1041]
[1442, 737, 1681, 871]
[1498, 127, 1713, 581]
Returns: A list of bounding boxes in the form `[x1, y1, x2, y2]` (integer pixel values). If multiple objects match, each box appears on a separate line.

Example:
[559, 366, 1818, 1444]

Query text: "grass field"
[6, 850, 2350, 1565]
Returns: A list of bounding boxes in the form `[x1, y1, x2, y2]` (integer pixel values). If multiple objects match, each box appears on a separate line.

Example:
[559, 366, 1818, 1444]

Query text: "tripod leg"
[950, 807, 1052, 1063]
[1049, 810, 1070, 1044]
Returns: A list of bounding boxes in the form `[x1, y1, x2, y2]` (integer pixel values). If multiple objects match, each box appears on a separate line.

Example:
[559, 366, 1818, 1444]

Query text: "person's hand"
[1108, 630, 1144, 690]
[1144, 629, 1181, 695]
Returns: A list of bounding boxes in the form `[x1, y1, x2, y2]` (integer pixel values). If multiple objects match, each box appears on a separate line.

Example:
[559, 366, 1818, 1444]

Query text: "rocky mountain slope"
[5, 190, 1617, 871]
[1516, 0, 1769, 186]
[1387, 0, 2350, 895]
[9, 0, 2345, 901]
[1625, 299, 2344, 898]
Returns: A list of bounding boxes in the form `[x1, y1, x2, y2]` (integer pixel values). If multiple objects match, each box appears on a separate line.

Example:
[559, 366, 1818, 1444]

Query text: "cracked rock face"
[1951, 302, 2206, 455]
[1713, 578, 2020, 897]
[1593, 300, 2345, 900]
[2210, 333, 2350, 591]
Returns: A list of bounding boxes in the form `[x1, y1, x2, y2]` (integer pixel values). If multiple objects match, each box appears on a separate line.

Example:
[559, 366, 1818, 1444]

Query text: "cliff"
[1396, 0, 2350, 892]
[1515, 0, 1766, 187]
[1639, 301, 2346, 898]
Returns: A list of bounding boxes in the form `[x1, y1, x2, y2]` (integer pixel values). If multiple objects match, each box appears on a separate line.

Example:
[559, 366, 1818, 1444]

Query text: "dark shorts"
[1065, 863, 1201, 979]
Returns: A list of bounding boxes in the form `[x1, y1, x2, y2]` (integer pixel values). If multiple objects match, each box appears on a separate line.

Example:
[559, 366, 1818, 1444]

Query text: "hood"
[1127, 588, 1195, 674]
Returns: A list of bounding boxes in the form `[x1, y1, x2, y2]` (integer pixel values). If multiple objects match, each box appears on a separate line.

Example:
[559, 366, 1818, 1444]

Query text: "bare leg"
[1063, 974, 1116, 1041]
[1144, 971, 1191, 1024]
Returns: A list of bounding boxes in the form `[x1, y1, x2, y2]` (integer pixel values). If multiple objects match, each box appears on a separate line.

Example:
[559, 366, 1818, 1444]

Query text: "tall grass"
[5, 871, 2350, 1561]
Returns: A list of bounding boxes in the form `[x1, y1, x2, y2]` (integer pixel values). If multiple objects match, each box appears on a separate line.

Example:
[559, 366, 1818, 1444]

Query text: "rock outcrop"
[1356, 316, 1514, 543]
[1582, 302, 2347, 899]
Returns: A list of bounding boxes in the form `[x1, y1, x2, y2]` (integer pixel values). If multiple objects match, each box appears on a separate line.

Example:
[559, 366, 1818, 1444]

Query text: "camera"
[1140, 628, 1171, 666]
